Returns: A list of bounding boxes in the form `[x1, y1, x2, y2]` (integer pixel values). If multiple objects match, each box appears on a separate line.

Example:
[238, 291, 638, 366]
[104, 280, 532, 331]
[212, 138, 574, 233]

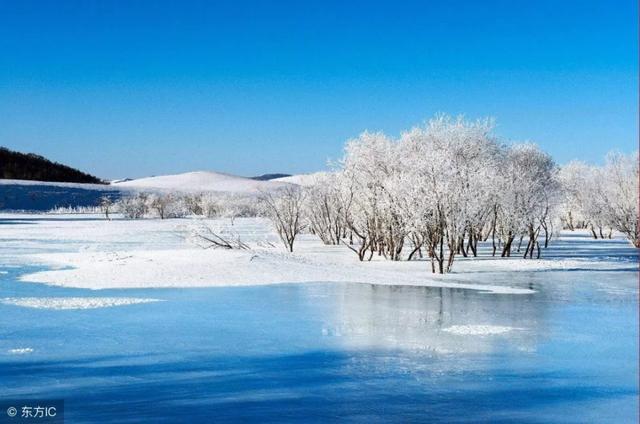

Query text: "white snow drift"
[2, 214, 635, 294]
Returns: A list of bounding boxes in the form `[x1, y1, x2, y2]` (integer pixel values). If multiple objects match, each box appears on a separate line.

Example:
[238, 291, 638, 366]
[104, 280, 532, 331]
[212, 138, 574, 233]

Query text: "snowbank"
[2, 214, 636, 293]
[20, 248, 534, 294]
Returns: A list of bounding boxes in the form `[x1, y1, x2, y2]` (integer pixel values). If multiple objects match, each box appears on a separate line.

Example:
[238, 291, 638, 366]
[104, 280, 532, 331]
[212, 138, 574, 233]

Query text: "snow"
[21, 249, 532, 293]
[1, 214, 636, 294]
[111, 171, 292, 193]
[272, 172, 330, 187]
[7, 348, 34, 355]
[0, 297, 163, 310]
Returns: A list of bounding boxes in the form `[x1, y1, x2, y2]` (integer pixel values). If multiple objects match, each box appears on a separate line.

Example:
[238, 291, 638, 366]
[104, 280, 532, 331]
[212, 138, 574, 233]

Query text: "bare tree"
[99, 195, 113, 220]
[260, 186, 306, 252]
[188, 222, 250, 250]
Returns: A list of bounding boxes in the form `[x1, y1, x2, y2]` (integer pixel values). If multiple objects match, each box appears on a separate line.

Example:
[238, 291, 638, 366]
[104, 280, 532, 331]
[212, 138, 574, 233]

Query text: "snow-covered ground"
[2, 213, 636, 294]
[111, 171, 291, 193]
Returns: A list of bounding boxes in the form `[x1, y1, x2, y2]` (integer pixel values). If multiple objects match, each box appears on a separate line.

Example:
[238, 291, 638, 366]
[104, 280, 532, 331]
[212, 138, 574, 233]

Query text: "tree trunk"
[517, 235, 524, 253]
[523, 238, 532, 258]
[568, 211, 574, 230]
[492, 230, 497, 257]
[501, 235, 514, 257]
[438, 236, 444, 274]
[459, 235, 468, 257]
[468, 232, 477, 257]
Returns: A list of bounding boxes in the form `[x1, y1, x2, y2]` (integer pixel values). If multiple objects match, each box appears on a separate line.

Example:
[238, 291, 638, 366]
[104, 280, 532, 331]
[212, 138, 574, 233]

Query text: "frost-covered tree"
[118, 193, 149, 219]
[149, 193, 185, 219]
[558, 152, 637, 245]
[598, 152, 639, 246]
[494, 143, 559, 258]
[399, 115, 500, 271]
[198, 193, 221, 218]
[329, 115, 504, 272]
[182, 194, 204, 216]
[558, 161, 590, 230]
[338, 130, 417, 261]
[557, 163, 609, 239]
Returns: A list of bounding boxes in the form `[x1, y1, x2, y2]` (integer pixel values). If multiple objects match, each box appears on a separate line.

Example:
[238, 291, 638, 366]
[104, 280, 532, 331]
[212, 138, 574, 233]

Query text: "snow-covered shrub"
[198, 193, 221, 218]
[48, 205, 103, 214]
[182, 194, 204, 216]
[220, 194, 260, 223]
[118, 193, 149, 219]
[147, 193, 188, 219]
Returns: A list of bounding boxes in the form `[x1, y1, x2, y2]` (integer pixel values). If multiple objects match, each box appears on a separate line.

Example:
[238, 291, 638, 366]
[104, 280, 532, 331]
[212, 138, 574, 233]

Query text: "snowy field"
[0, 212, 638, 422]
[2, 213, 635, 294]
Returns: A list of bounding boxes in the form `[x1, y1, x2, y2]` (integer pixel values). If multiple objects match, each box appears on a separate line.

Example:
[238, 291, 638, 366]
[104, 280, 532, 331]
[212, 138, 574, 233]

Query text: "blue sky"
[0, 0, 637, 179]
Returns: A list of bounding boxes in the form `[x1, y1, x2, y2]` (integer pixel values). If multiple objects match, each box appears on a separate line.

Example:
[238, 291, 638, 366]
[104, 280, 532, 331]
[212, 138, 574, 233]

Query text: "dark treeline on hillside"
[251, 173, 291, 181]
[0, 147, 104, 184]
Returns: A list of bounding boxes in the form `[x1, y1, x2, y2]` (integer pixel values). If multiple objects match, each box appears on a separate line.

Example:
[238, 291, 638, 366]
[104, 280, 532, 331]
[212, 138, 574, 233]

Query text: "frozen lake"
[0, 216, 638, 422]
[1, 265, 638, 422]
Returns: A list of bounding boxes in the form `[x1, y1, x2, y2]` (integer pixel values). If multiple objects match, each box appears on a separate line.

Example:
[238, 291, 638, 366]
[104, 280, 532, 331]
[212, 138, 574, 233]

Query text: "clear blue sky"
[0, 0, 637, 179]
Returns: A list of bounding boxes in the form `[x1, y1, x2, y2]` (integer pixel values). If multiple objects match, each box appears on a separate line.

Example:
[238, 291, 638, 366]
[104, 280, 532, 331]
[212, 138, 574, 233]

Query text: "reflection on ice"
[441, 325, 521, 335]
[319, 283, 542, 353]
[1, 297, 163, 310]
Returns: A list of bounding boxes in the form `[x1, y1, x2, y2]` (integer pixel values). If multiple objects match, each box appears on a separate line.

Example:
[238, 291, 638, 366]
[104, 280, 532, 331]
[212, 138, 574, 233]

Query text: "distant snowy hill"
[0, 171, 326, 211]
[272, 172, 328, 186]
[112, 171, 292, 193]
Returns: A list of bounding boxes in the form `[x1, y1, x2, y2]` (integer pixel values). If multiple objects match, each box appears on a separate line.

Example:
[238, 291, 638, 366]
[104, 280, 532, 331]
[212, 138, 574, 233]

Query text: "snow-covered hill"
[111, 171, 292, 193]
[272, 172, 328, 186]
